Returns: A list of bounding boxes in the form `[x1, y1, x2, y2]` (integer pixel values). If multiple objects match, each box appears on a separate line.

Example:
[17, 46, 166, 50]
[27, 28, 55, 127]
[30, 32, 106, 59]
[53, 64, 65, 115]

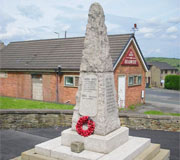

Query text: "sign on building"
[121, 49, 138, 66]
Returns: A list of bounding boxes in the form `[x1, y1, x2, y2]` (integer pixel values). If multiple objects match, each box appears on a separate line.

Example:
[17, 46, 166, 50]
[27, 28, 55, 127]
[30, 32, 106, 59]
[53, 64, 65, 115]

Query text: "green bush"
[165, 75, 180, 90]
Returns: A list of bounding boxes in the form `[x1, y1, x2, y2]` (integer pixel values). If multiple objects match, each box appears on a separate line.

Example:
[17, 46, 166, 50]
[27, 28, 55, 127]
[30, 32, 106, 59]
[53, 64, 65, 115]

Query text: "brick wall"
[59, 73, 79, 105]
[0, 43, 146, 107]
[43, 74, 56, 102]
[42, 72, 79, 104]
[114, 42, 146, 107]
[0, 72, 31, 99]
[0, 72, 79, 104]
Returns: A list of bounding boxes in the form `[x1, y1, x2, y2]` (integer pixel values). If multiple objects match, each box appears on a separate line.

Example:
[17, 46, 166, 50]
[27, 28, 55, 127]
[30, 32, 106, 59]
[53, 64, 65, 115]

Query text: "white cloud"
[0, 25, 31, 39]
[139, 27, 154, 34]
[168, 17, 180, 23]
[161, 34, 178, 40]
[17, 5, 43, 20]
[106, 22, 119, 32]
[146, 17, 161, 25]
[144, 33, 154, 38]
[166, 26, 178, 33]
[169, 35, 177, 39]
[62, 24, 71, 31]
[139, 27, 156, 38]
[154, 48, 161, 53]
[0, 0, 179, 58]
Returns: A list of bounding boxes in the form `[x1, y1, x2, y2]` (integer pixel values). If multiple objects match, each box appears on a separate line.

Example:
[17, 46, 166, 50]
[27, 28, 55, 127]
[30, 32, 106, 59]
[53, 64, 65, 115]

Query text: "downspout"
[56, 65, 62, 103]
[56, 72, 59, 102]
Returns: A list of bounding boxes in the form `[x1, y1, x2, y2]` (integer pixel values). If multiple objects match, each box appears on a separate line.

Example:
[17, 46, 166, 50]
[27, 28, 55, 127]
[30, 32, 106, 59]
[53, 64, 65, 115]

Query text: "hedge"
[165, 75, 180, 90]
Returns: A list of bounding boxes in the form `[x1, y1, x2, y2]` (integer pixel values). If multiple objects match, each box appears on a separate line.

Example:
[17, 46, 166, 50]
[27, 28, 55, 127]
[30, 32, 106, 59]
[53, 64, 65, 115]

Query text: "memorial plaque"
[79, 74, 98, 116]
[105, 74, 115, 113]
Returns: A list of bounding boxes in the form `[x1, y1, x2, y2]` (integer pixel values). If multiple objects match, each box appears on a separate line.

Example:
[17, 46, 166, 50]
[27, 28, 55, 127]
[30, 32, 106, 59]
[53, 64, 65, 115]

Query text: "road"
[0, 127, 179, 160]
[145, 88, 180, 113]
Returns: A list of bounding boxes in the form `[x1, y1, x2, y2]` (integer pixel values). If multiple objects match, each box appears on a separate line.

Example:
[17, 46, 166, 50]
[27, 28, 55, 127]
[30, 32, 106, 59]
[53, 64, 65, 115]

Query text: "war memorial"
[14, 3, 170, 160]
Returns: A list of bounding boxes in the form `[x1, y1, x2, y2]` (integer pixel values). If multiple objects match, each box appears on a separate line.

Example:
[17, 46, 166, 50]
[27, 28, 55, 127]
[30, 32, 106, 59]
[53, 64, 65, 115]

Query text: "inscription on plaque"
[105, 75, 115, 113]
[79, 74, 98, 116]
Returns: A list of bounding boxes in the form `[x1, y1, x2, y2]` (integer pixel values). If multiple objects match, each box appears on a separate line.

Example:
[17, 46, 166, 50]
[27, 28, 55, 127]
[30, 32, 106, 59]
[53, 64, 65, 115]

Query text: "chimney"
[0, 41, 5, 50]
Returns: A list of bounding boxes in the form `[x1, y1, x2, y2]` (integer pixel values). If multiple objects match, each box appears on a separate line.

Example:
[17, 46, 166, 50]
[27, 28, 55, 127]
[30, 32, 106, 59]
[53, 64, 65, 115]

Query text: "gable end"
[113, 37, 148, 72]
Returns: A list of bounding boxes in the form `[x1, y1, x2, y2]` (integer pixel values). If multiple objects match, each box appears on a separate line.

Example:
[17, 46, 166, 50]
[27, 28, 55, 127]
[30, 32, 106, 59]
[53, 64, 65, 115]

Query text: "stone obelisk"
[72, 2, 120, 136]
[32, 3, 169, 160]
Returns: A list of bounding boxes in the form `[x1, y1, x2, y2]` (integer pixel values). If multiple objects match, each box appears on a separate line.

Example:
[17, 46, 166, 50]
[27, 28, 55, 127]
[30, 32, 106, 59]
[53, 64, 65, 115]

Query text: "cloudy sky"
[0, 0, 179, 58]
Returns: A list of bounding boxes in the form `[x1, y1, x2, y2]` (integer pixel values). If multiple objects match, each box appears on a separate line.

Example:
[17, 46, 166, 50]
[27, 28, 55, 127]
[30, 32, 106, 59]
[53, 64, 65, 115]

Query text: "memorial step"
[11, 144, 170, 160]
[152, 149, 170, 160]
[10, 156, 21, 160]
[21, 149, 60, 160]
[134, 143, 160, 160]
[33, 135, 150, 160]
[99, 136, 150, 160]
[35, 137, 61, 157]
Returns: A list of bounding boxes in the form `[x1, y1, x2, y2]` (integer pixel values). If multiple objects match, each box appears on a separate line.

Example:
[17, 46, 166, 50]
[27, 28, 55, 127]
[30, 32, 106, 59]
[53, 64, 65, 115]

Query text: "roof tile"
[0, 34, 133, 70]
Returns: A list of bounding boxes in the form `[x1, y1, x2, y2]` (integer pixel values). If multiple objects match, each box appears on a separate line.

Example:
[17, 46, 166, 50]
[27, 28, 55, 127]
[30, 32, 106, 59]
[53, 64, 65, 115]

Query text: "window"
[65, 76, 74, 86]
[128, 75, 142, 86]
[161, 70, 163, 74]
[0, 72, 8, 78]
[138, 76, 142, 85]
[128, 76, 133, 86]
[171, 70, 173, 74]
[64, 76, 79, 87]
[165, 70, 167, 74]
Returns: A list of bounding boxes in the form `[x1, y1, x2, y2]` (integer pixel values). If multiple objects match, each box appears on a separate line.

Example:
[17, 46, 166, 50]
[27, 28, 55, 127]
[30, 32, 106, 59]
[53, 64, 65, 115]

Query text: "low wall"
[0, 110, 179, 132]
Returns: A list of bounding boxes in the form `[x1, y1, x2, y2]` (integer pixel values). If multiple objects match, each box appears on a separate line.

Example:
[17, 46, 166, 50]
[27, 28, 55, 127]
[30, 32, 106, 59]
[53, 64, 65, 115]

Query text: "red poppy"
[76, 116, 95, 137]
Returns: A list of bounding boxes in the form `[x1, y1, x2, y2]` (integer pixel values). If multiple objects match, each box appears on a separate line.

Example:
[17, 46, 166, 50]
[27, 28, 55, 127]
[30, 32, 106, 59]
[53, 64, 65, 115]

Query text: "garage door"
[32, 75, 43, 100]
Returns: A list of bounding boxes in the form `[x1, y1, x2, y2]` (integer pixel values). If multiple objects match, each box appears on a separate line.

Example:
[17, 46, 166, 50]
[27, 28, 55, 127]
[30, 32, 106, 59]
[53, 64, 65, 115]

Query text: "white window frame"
[64, 75, 79, 87]
[0, 72, 8, 78]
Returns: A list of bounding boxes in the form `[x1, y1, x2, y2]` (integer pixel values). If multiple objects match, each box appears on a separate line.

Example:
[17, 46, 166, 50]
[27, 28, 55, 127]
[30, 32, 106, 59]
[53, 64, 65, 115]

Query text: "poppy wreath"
[76, 116, 95, 137]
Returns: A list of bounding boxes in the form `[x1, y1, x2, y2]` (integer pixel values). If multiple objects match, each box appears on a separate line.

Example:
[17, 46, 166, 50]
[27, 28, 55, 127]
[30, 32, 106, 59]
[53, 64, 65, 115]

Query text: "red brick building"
[0, 34, 148, 108]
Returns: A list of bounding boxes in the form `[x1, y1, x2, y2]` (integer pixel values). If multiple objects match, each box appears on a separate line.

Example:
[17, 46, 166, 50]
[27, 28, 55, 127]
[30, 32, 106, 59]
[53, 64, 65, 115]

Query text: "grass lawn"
[144, 110, 180, 116]
[0, 96, 74, 110]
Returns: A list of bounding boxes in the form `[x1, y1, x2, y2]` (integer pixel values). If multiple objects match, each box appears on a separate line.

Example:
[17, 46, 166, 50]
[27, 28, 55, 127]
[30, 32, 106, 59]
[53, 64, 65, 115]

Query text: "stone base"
[34, 135, 151, 160]
[11, 127, 170, 160]
[12, 146, 170, 160]
[61, 127, 129, 153]
[12, 133, 170, 160]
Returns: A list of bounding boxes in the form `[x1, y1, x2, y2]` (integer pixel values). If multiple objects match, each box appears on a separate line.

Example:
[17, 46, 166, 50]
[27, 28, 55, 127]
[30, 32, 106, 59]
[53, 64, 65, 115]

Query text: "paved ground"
[144, 88, 180, 113]
[120, 88, 180, 114]
[0, 127, 179, 160]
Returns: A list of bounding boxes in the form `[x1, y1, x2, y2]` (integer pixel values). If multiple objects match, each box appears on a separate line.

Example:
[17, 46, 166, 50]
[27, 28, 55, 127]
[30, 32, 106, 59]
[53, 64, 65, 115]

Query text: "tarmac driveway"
[145, 88, 180, 113]
[0, 127, 179, 160]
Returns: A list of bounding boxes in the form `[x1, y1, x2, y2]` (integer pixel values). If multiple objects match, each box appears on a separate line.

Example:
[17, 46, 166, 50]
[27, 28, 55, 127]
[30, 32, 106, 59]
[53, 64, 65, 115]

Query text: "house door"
[32, 75, 43, 100]
[118, 76, 126, 108]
